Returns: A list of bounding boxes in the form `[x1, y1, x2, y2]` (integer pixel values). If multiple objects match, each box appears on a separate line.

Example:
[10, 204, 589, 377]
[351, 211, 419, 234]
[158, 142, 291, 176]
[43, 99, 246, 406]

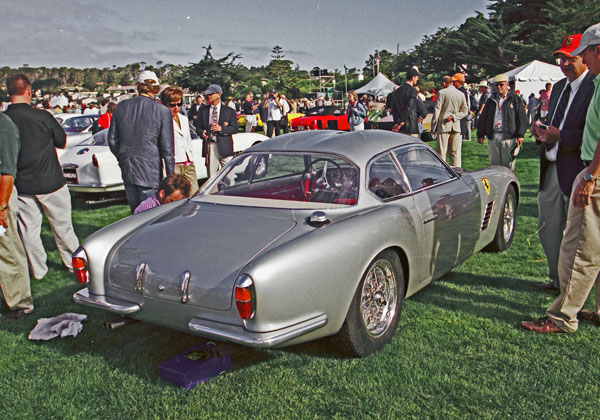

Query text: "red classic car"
[291, 106, 350, 131]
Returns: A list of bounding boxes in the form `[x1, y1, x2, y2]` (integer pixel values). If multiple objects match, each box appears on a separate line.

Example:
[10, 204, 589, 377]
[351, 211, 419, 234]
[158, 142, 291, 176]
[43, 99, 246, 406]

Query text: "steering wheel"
[301, 158, 343, 201]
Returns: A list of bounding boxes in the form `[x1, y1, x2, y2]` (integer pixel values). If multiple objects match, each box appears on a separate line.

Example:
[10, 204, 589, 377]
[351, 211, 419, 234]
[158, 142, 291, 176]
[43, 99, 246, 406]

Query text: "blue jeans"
[124, 184, 156, 213]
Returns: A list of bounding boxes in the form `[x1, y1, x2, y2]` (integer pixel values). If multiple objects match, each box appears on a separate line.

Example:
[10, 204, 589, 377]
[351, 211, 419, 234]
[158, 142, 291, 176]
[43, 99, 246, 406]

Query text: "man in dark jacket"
[108, 70, 175, 212]
[530, 33, 595, 291]
[195, 84, 239, 177]
[477, 73, 527, 171]
[391, 67, 421, 137]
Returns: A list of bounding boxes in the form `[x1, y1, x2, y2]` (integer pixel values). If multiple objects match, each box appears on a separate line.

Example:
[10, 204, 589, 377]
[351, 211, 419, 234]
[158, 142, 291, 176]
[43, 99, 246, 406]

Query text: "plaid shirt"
[133, 194, 160, 214]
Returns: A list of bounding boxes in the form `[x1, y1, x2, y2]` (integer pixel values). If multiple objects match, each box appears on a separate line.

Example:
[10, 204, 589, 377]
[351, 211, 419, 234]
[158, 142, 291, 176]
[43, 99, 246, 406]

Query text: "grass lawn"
[2, 132, 600, 420]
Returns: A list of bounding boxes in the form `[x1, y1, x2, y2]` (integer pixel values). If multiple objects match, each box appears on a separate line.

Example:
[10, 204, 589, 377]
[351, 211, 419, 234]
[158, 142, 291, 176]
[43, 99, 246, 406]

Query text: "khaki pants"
[175, 163, 199, 195]
[537, 162, 569, 282]
[436, 131, 462, 167]
[206, 143, 232, 178]
[488, 133, 516, 171]
[0, 188, 33, 312]
[17, 185, 79, 279]
[547, 169, 600, 332]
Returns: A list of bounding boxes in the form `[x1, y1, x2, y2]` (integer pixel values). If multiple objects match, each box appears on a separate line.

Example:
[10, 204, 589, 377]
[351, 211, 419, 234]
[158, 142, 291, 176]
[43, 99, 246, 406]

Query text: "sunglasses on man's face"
[168, 102, 183, 108]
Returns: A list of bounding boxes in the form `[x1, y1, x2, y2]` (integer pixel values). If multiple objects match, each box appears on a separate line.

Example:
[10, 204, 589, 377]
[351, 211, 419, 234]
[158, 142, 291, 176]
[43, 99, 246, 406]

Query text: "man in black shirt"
[4, 74, 79, 280]
[242, 92, 257, 132]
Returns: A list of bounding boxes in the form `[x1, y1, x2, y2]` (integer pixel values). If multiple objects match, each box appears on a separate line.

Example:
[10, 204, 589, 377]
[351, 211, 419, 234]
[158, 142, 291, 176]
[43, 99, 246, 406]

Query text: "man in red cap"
[522, 23, 600, 333]
[529, 34, 595, 292]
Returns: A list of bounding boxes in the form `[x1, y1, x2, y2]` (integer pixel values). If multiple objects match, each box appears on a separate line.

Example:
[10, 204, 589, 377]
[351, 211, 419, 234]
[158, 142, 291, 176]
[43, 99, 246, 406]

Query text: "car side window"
[368, 154, 408, 199]
[394, 147, 455, 191]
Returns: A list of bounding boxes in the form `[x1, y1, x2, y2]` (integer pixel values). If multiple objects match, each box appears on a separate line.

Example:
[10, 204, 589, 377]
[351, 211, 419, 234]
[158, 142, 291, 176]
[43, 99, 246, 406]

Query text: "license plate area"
[63, 167, 78, 184]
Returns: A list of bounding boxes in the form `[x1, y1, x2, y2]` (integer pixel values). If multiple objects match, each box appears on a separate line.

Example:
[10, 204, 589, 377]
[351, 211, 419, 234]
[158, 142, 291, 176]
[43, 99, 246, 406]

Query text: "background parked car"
[290, 106, 350, 131]
[59, 129, 268, 194]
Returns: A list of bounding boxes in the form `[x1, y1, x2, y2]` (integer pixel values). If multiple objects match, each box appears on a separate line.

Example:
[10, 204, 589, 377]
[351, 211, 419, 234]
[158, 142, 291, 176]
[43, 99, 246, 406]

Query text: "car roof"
[247, 130, 422, 165]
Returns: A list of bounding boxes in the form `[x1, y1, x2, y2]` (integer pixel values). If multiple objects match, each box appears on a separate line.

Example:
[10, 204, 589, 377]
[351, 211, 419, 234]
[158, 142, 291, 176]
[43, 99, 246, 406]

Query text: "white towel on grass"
[28, 313, 87, 340]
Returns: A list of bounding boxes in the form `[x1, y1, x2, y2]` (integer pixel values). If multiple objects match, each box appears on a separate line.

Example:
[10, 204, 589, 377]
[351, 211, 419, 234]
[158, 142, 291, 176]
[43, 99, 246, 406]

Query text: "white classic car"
[59, 129, 268, 193]
[54, 114, 100, 159]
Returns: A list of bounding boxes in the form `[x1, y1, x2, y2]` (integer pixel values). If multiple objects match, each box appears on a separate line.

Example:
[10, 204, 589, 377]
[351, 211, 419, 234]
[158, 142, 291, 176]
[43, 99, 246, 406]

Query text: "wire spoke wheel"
[360, 259, 397, 337]
[339, 250, 404, 357]
[502, 192, 515, 243]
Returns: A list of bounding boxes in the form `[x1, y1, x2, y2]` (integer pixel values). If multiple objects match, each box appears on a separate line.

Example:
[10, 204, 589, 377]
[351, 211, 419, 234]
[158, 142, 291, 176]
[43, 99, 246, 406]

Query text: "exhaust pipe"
[103, 317, 138, 330]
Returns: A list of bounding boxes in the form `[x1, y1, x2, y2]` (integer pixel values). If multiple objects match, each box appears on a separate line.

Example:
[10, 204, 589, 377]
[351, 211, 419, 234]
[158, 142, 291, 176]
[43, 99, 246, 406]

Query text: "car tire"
[485, 185, 516, 252]
[339, 250, 404, 357]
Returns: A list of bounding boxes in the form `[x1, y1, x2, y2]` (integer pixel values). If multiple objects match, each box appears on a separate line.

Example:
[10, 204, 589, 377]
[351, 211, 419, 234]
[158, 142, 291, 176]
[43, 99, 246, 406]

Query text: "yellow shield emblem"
[482, 178, 491, 195]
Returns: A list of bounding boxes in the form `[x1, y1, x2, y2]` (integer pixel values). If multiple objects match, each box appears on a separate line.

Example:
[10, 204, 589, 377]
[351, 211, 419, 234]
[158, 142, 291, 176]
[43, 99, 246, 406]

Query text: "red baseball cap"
[554, 34, 582, 56]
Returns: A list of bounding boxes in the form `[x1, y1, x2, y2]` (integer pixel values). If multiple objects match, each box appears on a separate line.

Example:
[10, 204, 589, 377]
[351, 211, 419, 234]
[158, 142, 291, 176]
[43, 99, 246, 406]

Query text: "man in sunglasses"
[108, 70, 175, 212]
[477, 73, 527, 171]
[530, 33, 594, 292]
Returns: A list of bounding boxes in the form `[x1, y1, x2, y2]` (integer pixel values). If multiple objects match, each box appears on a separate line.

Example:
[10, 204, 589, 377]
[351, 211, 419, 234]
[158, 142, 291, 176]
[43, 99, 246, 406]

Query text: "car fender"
[240, 204, 421, 342]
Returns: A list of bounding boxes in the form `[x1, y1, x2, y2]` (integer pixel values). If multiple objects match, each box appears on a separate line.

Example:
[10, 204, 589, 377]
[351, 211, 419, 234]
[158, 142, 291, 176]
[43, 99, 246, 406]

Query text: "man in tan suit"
[431, 74, 468, 166]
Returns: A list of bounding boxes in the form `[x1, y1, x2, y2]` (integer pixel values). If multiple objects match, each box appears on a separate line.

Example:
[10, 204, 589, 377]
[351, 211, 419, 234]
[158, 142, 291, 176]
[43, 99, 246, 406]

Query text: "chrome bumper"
[188, 314, 328, 348]
[73, 288, 141, 314]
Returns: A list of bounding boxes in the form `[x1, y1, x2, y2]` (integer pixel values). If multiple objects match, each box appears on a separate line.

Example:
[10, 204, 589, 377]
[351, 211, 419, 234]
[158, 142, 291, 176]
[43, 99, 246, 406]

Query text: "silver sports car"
[73, 130, 518, 356]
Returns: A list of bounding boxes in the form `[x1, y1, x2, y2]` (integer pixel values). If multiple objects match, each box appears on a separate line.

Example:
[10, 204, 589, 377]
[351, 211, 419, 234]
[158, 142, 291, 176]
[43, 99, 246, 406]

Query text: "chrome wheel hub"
[502, 194, 514, 242]
[360, 260, 397, 337]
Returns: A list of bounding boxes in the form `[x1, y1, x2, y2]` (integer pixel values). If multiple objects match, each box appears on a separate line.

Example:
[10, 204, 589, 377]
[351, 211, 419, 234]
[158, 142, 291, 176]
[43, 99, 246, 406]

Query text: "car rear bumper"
[188, 313, 328, 348]
[67, 183, 125, 193]
[73, 288, 140, 314]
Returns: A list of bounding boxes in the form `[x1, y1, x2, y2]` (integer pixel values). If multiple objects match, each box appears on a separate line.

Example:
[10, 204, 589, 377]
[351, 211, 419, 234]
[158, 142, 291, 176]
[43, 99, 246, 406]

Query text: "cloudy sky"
[1, 0, 488, 71]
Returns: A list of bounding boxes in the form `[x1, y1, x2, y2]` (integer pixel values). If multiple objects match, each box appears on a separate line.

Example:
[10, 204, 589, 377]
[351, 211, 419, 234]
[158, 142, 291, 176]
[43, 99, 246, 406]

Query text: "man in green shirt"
[522, 23, 600, 333]
[0, 113, 33, 321]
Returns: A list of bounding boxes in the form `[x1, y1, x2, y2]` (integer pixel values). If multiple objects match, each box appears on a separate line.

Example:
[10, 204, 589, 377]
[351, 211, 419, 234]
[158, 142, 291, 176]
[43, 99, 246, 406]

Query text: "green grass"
[2, 132, 600, 420]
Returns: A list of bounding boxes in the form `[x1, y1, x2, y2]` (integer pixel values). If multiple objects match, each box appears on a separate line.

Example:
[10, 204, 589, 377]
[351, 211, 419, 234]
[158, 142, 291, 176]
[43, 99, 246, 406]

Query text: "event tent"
[492, 60, 564, 100]
[356, 73, 399, 99]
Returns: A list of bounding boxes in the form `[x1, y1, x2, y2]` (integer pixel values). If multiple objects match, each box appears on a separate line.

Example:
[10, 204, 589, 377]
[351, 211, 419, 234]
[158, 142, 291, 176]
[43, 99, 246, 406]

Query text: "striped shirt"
[133, 194, 161, 214]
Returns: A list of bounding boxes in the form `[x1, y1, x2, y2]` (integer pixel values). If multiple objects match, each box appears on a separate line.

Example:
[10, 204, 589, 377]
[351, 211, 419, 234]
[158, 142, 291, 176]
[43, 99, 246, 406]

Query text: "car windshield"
[305, 106, 338, 116]
[201, 152, 359, 206]
[61, 116, 96, 132]
[78, 130, 108, 146]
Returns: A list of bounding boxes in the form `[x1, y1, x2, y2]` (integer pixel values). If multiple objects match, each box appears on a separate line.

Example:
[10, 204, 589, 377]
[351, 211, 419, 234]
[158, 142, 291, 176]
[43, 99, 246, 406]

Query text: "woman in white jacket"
[161, 87, 199, 194]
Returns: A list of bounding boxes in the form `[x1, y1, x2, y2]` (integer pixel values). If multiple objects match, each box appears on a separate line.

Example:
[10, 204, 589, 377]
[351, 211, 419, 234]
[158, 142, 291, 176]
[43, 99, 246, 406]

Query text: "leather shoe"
[578, 310, 600, 326]
[521, 317, 565, 333]
[535, 280, 559, 291]
[6, 309, 30, 323]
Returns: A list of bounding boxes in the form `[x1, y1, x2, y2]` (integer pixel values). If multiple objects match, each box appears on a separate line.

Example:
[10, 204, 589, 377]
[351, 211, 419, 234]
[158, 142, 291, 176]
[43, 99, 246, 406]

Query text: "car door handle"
[423, 214, 438, 224]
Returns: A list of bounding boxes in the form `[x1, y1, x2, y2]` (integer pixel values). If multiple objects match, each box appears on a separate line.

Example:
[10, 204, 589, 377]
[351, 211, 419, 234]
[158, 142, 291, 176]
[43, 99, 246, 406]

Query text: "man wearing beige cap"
[476, 73, 527, 171]
[522, 22, 600, 333]
[530, 33, 594, 292]
[108, 70, 175, 212]
[431, 74, 468, 166]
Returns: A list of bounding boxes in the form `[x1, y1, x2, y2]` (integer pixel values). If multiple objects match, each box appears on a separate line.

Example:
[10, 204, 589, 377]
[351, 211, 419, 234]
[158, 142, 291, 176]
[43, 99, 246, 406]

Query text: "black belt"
[583, 160, 592, 167]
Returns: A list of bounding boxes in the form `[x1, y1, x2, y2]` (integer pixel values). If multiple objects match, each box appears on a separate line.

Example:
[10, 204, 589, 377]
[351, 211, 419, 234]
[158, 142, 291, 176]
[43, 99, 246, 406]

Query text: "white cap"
[571, 23, 600, 56]
[136, 70, 159, 85]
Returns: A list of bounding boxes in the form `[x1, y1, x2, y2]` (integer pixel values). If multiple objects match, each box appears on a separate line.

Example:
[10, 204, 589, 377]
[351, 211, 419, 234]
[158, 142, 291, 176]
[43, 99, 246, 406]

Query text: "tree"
[176, 44, 243, 94]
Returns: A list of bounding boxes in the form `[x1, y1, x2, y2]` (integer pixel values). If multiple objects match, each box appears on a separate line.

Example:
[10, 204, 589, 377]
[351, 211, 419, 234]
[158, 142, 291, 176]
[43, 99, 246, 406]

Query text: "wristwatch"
[584, 173, 596, 183]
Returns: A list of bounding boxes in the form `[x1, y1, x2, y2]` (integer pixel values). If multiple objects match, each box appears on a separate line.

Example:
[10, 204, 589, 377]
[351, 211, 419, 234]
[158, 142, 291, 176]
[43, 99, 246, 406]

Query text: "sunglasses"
[167, 102, 183, 108]
[495, 83, 507, 87]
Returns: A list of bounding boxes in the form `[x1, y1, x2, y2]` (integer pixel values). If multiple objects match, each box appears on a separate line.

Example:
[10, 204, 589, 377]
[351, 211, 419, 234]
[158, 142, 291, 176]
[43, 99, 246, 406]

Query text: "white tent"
[356, 73, 399, 99]
[492, 60, 564, 100]
[49, 94, 69, 107]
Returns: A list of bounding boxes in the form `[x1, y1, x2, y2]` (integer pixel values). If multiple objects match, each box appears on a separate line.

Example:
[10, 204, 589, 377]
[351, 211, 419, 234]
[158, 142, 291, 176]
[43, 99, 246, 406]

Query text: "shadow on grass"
[0, 283, 273, 385]
[410, 272, 543, 324]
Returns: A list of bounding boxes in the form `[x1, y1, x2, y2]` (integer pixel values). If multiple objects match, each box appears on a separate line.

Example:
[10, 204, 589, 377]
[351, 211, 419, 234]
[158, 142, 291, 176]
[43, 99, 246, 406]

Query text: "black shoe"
[535, 280, 559, 291]
[6, 309, 30, 323]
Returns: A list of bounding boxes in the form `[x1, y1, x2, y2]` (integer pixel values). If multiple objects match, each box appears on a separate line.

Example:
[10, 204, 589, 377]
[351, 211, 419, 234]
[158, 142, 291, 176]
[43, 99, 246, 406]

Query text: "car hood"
[107, 201, 297, 311]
